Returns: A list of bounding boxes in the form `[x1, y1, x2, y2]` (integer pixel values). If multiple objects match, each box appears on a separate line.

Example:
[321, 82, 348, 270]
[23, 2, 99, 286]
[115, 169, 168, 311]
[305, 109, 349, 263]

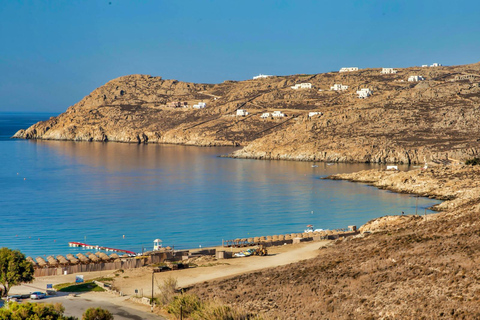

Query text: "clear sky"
[1, 0, 479, 112]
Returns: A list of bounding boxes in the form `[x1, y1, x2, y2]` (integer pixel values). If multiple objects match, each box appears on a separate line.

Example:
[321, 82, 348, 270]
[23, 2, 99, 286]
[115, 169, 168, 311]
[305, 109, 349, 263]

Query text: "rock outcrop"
[14, 63, 480, 164]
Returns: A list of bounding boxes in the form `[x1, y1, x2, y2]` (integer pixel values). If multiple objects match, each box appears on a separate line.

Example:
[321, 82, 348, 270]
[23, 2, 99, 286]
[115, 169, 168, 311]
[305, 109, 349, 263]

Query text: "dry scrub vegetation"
[187, 166, 480, 319]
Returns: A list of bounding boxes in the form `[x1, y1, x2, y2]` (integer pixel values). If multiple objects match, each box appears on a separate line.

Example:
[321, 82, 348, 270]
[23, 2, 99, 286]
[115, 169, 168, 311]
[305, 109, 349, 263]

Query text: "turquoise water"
[0, 113, 441, 258]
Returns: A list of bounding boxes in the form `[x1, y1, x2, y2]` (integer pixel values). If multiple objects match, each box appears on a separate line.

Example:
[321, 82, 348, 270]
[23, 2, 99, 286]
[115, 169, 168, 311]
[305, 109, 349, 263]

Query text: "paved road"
[4, 290, 165, 320]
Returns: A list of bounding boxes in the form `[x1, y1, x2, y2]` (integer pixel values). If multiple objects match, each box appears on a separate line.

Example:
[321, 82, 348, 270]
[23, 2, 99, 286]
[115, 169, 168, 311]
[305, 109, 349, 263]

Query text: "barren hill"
[14, 63, 480, 164]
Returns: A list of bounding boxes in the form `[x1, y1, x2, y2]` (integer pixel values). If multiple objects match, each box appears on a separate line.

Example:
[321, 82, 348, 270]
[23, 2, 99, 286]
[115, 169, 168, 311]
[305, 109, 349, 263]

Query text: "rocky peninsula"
[188, 164, 480, 319]
[14, 62, 480, 164]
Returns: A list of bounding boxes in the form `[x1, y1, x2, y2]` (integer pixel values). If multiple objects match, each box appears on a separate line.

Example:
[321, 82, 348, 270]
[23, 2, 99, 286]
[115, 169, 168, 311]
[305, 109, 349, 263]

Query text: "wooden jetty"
[68, 241, 136, 255]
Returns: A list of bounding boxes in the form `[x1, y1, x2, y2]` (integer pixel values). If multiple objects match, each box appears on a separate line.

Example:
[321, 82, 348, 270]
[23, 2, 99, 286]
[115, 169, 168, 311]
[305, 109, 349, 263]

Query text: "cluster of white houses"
[261, 111, 286, 118]
[236, 109, 249, 116]
[291, 83, 312, 90]
[408, 75, 425, 82]
[339, 67, 359, 72]
[422, 63, 442, 67]
[356, 88, 372, 99]
[167, 101, 206, 109]
[381, 68, 397, 74]
[253, 74, 273, 79]
[330, 83, 349, 91]
[193, 102, 207, 109]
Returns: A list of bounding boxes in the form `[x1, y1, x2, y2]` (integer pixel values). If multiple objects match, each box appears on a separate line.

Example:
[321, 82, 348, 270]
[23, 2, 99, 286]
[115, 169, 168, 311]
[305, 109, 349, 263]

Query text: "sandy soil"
[9, 240, 329, 314]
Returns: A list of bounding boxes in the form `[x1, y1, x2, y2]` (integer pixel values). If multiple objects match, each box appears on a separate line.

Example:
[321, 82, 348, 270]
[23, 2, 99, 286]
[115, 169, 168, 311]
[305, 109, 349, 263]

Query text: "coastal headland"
[14, 62, 480, 164]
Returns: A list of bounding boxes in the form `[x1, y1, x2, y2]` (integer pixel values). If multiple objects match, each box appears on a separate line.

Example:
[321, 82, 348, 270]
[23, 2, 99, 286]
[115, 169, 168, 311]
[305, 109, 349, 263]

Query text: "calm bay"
[0, 113, 441, 258]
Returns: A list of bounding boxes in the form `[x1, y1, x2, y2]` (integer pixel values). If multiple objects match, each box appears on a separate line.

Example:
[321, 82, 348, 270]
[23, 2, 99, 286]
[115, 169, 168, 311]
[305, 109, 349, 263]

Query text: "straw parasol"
[56, 255, 69, 265]
[46, 256, 59, 267]
[76, 253, 90, 263]
[109, 253, 120, 259]
[36, 257, 47, 267]
[66, 254, 79, 264]
[88, 254, 100, 263]
[95, 252, 111, 261]
[26, 256, 38, 267]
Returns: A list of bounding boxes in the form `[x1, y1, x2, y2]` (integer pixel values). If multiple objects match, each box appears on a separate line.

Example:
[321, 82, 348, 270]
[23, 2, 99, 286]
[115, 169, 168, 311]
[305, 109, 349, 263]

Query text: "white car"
[30, 292, 46, 300]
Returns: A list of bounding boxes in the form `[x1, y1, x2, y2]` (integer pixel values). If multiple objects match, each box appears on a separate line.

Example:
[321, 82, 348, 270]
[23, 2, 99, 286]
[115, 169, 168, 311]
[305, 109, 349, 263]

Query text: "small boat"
[327, 163, 334, 166]
[311, 165, 318, 168]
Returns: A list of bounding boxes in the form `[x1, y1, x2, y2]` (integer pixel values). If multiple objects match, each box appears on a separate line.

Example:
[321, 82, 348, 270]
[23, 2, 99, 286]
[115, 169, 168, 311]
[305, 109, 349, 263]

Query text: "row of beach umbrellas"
[27, 252, 125, 268]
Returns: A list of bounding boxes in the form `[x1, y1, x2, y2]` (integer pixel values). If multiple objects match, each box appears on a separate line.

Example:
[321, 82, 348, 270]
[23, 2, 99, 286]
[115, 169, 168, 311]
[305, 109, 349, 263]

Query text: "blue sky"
[1, 0, 479, 112]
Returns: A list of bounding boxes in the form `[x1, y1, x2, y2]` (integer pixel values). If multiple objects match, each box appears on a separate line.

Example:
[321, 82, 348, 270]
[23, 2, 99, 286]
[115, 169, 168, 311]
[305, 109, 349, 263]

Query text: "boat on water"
[311, 164, 318, 168]
[304, 224, 325, 233]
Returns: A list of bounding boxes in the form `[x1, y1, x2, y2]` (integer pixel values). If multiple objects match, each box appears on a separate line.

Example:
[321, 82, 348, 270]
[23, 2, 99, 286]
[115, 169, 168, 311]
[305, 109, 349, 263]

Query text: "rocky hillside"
[188, 165, 480, 319]
[14, 63, 480, 164]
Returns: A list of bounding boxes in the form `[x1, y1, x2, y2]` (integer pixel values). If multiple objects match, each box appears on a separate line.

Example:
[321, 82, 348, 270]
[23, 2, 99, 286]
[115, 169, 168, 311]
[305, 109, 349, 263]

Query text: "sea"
[0, 112, 441, 258]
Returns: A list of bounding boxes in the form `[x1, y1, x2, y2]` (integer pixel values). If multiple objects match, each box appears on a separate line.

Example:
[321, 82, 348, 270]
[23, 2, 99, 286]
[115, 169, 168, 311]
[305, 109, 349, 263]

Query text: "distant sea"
[0, 112, 441, 258]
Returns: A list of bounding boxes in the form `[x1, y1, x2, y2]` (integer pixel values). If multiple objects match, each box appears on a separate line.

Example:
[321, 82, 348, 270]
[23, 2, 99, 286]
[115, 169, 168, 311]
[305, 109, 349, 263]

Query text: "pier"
[68, 241, 136, 255]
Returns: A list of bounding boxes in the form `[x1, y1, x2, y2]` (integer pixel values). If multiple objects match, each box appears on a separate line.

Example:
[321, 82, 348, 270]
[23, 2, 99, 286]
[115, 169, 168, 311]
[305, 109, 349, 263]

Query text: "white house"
[422, 65, 428, 67]
[356, 88, 372, 99]
[430, 63, 442, 67]
[308, 112, 322, 117]
[408, 75, 425, 82]
[381, 68, 397, 74]
[253, 74, 273, 79]
[272, 111, 285, 117]
[236, 109, 249, 116]
[291, 83, 312, 90]
[260, 112, 270, 119]
[193, 102, 206, 109]
[330, 83, 349, 91]
[339, 67, 359, 72]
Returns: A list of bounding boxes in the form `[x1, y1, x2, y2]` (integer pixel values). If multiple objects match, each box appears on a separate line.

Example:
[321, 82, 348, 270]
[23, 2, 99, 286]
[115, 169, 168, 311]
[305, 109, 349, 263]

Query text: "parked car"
[30, 292, 46, 300]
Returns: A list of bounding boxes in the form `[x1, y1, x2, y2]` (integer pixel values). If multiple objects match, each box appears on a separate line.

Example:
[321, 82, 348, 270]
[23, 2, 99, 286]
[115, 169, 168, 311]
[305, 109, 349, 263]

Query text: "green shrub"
[157, 276, 178, 306]
[167, 293, 202, 318]
[82, 307, 113, 320]
[0, 302, 76, 320]
[191, 303, 266, 320]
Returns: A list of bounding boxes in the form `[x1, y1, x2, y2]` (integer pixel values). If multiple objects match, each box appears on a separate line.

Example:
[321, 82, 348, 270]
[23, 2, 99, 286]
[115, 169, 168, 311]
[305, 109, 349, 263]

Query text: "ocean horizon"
[0, 112, 441, 258]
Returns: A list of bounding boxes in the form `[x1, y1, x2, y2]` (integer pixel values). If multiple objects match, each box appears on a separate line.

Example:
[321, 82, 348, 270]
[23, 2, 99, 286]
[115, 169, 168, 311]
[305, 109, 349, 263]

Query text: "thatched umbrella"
[88, 254, 100, 263]
[278, 235, 285, 241]
[109, 253, 120, 259]
[56, 255, 69, 265]
[121, 254, 130, 258]
[95, 252, 110, 261]
[66, 254, 79, 265]
[26, 256, 37, 266]
[76, 253, 90, 263]
[46, 256, 59, 267]
[36, 257, 47, 267]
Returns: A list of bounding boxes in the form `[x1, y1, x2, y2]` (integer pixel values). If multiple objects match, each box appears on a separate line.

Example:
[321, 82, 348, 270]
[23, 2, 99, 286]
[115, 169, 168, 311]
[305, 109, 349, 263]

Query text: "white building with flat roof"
[193, 102, 206, 109]
[339, 67, 359, 72]
[272, 111, 286, 117]
[260, 112, 270, 119]
[291, 83, 312, 90]
[330, 83, 349, 91]
[253, 74, 273, 79]
[430, 63, 442, 67]
[356, 88, 372, 99]
[381, 68, 397, 74]
[408, 75, 425, 82]
[236, 109, 249, 116]
[308, 112, 322, 117]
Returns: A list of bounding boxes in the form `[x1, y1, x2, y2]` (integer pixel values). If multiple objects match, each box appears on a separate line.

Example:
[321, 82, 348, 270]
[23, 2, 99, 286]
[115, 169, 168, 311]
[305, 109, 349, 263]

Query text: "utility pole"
[151, 271, 154, 312]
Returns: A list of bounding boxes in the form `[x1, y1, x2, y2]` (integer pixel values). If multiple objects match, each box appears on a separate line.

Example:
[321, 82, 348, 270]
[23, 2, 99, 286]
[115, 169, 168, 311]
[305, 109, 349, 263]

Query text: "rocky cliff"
[14, 63, 480, 164]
